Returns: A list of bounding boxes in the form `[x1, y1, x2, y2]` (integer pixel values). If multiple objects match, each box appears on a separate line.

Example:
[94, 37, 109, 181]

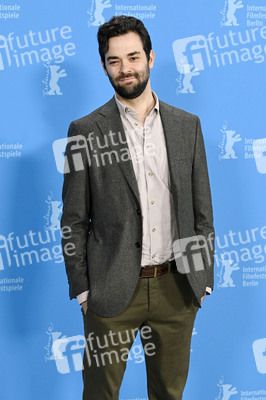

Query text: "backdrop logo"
[0, 3, 21, 20]
[218, 129, 266, 168]
[175, 58, 200, 95]
[0, 194, 64, 271]
[219, 121, 242, 160]
[215, 376, 238, 400]
[0, 26, 76, 71]
[173, 35, 211, 72]
[0, 229, 63, 271]
[0, 275, 24, 293]
[220, 0, 244, 28]
[114, 4, 157, 20]
[43, 192, 62, 231]
[44, 323, 67, 361]
[253, 138, 266, 173]
[173, 35, 210, 94]
[247, 5, 266, 28]
[173, 27, 266, 92]
[217, 252, 240, 288]
[0, 142, 22, 158]
[253, 338, 266, 374]
[47, 325, 155, 374]
[87, 0, 112, 27]
[43, 58, 67, 96]
[215, 225, 266, 289]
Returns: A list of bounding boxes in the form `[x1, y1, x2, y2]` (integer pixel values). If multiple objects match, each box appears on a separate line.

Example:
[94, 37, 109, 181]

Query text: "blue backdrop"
[1, 1, 266, 399]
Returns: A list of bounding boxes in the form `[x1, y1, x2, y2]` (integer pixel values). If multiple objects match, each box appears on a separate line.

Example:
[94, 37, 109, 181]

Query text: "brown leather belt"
[139, 259, 176, 278]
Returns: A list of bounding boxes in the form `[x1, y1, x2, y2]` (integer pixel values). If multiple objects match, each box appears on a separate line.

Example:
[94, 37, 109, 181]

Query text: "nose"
[119, 60, 132, 75]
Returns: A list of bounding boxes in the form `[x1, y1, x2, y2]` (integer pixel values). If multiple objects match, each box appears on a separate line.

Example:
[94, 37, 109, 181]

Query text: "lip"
[120, 77, 135, 82]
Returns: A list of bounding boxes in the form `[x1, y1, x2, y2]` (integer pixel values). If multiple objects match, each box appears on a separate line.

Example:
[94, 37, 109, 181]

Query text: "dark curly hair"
[97, 15, 152, 67]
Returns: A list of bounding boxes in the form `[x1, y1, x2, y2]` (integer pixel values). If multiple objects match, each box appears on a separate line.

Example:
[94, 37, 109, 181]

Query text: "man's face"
[102, 31, 155, 100]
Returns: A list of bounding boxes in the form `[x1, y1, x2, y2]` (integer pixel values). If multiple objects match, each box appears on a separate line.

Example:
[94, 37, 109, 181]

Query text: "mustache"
[118, 73, 138, 80]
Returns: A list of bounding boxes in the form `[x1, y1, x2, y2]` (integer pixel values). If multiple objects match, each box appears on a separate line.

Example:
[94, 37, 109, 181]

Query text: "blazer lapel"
[94, 97, 184, 209]
[159, 101, 183, 194]
[95, 97, 141, 206]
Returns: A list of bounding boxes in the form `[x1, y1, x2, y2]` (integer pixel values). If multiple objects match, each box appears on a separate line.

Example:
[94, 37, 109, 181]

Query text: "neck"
[115, 82, 155, 118]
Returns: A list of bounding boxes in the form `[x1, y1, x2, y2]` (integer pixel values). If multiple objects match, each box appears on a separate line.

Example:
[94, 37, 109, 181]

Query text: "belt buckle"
[153, 266, 158, 278]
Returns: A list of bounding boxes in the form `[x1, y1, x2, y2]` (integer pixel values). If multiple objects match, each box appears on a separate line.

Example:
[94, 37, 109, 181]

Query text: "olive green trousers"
[81, 269, 198, 400]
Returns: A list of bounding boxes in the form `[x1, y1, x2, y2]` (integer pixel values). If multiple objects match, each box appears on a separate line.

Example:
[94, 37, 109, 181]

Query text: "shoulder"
[159, 99, 199, 123]
[69, 97, 116, 129]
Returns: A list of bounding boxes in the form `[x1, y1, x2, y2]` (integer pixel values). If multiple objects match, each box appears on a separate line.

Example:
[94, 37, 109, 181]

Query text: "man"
[61, 15, 215, 400]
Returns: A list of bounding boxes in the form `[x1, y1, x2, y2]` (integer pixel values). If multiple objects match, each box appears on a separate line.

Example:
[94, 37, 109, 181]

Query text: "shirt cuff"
[205, 287, 212, 295]
[76, 291, 89, 305]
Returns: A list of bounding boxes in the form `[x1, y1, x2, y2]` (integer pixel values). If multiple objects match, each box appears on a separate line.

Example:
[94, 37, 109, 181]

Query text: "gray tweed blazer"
[61, 96, 215, 317]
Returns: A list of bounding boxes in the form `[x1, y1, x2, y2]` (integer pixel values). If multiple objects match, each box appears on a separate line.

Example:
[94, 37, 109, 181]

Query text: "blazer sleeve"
[192, 116, 215, 290]
[60, 121, 90, 300]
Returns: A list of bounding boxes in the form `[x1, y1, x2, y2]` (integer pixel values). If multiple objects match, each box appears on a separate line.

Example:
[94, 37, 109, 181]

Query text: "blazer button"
[136, 209, 141, 215]
[135, 242, 141, 248]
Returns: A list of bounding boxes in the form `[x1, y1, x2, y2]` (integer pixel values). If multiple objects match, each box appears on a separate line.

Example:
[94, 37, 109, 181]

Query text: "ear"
[148, 50, 155, 69]
[101, 59, 108, 76]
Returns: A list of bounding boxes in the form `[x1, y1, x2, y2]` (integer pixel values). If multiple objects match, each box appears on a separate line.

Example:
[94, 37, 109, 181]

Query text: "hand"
[200, 293, 206, 304]
[82, 300, 88, 315]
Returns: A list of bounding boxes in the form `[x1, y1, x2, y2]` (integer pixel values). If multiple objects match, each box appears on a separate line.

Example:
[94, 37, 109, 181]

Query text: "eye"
[131, 57, 139, 61]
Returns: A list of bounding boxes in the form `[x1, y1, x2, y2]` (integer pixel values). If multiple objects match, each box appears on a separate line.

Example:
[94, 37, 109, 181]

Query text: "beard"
[106, 64, 150, 100]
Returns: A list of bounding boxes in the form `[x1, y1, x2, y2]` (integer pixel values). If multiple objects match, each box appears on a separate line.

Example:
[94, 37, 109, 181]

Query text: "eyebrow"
[106, 51, 141, 61]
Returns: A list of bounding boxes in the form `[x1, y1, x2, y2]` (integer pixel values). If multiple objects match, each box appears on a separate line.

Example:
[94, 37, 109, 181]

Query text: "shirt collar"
[114, 91, 159, 117]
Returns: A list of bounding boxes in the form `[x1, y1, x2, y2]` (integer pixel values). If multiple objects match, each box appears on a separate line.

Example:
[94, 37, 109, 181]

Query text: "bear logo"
[90, 0, 112, 26]
[47, 65, 67, 96]
[177, 63, 200, 94]
[219, 254, 240, 288]
[219, 122, 242, 160]
[224, 0, 244, 27]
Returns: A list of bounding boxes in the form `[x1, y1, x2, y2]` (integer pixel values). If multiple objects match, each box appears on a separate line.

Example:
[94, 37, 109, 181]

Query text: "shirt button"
[136, 209, 141, 215]
[146, 146, 149, 149]
[125, 107, 130, 113]
[152, 228, 156, 232]
[152, 255, 155, 258]
[151, 201, 155, 205]
[134, 122, 139, 126]
[148, 172, 153, 176]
